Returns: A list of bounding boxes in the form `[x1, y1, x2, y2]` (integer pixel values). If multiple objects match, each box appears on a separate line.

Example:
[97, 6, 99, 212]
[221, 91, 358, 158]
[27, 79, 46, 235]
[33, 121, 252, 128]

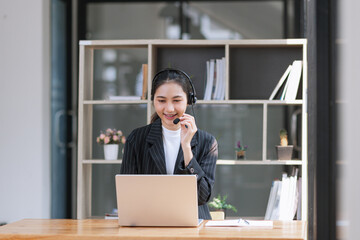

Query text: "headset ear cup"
[189, 93, 196, 105]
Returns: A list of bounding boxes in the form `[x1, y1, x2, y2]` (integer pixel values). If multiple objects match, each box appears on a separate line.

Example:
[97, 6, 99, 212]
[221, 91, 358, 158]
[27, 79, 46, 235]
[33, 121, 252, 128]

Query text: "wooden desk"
[0, 219, 307, 240]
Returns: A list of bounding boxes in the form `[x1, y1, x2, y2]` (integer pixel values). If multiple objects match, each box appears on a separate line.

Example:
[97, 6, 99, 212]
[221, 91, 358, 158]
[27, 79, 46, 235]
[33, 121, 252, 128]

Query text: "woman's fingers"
[180, 114, 196, 127]
[180, 119, 196, 131]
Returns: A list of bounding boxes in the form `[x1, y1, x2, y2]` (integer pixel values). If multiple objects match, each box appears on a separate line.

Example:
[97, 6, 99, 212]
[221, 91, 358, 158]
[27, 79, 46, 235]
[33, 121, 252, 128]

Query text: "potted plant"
[235, 141, 248, 160]
[208, 194, 237, 219]
[275, 129, 293, 160]
[97, 128, 126, 160]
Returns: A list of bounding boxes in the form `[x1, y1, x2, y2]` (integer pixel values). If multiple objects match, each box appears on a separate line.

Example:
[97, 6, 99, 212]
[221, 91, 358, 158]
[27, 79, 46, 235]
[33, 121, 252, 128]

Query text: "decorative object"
[209, 211, 225, 221]
[276, 129, 293, 160]
[97, 128, 126, 160]
[103, 144, 119, 160]
[235, 141, 248, 160]
[208, 194, 237, 219]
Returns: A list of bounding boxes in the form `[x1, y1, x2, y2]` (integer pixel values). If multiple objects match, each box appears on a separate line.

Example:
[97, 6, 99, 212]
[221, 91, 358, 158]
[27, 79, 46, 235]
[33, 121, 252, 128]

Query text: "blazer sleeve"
[174, 133, 218, 206]
[120, 131, 138, 174]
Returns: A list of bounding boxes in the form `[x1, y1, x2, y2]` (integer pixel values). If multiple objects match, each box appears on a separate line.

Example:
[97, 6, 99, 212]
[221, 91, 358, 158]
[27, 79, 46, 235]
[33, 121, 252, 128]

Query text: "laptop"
[115, 174, 202, 227]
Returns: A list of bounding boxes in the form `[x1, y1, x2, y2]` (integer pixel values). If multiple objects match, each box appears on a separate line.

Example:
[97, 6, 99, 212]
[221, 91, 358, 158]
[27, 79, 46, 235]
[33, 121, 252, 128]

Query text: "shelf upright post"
[77, 43, 94, 219]
[147, 43, 153, 124]
[301, 40, 308, 221]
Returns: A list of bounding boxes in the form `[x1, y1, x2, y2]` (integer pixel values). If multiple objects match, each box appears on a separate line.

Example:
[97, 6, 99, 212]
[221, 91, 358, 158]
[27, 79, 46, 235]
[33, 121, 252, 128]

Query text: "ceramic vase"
[104, 144, 119, 160]
[275, 145, 293, 160]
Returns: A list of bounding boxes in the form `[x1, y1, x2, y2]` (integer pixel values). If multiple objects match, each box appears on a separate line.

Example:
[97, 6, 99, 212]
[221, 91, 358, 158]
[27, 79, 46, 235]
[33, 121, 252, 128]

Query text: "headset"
[151, 68, 197, 105]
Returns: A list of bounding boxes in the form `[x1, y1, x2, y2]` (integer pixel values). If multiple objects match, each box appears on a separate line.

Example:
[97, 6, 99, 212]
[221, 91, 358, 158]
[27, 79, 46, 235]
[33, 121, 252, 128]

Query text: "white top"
[162, 126, 181, 174]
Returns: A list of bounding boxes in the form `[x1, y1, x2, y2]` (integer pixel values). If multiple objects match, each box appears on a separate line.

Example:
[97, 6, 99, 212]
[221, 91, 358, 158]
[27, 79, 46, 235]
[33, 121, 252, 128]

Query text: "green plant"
[235, 141, 248, 151]
[208, 194, 237, 213]
[279, 129, 288, 146]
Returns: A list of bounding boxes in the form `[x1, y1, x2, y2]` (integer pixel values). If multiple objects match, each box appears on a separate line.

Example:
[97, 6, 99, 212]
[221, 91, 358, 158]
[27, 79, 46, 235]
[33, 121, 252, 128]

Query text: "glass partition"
[194, 104, 263, 160]
[92, 104, 147, 159]
[87, 1, 289, 40]
[92, 164, 120, 216]
[267, 105, 302, 160]
[213, 165, 285, 218]
[93, 48, 148, 100]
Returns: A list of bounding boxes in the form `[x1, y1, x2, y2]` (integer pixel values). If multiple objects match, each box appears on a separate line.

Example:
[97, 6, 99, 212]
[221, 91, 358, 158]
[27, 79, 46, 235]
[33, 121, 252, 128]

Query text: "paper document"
[205, 219, 273, 227]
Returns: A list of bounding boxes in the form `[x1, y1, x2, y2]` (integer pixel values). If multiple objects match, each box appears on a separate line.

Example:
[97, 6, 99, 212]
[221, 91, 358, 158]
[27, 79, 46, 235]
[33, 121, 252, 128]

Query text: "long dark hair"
[150, 69, 193, 123]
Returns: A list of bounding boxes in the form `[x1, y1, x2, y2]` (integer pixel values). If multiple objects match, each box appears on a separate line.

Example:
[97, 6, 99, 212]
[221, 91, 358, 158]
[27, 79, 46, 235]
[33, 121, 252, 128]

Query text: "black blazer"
[120, 118, 218, 219]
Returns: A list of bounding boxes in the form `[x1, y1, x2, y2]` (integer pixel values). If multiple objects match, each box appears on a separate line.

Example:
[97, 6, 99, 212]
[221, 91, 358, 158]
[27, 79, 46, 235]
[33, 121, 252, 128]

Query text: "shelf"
[216, 159, 303, 165]
[82, 99, 303, 105]
[82, 159, 302, 166]
[197, 100, 303, 105]
[80, 39, 307, 47]
[77, 39, 308, 221]
[83, 159, 122, 164]
[83, 100, 303, 105]
[83, 100, 148, 105]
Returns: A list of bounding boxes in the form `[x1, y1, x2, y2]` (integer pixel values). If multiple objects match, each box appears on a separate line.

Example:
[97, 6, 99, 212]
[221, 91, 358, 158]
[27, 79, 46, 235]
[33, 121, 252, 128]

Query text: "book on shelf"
[280, 79, 290, 100]
[204, 58, 225, 100]
[269, 65, 292, 100]
[203, 60, 214, 100]
[264, 168, 300, 220]
[218, 57, 226, 100]
[264, 179, 281, 220]
[213, 58, 222, 100]
[269, 60, 303, 100]
[141, 64, 148, 100]
[284, 60, 302, 100]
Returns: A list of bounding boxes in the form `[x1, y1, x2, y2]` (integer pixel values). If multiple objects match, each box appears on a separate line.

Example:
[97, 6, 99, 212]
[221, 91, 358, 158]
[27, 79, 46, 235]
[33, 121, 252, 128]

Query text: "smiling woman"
[153, 82, 187, 130]
[120, 68, 218, 220]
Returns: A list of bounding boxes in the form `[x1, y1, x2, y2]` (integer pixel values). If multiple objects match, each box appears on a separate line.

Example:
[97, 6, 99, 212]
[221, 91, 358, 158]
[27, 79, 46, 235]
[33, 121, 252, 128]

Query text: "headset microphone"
[173, 117, 188, 128]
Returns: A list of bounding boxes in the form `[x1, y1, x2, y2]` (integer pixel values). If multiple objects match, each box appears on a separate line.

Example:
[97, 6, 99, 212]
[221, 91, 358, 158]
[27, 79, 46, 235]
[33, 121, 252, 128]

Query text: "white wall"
[0, 0, 50, 223]
[339, 0, 360, 239]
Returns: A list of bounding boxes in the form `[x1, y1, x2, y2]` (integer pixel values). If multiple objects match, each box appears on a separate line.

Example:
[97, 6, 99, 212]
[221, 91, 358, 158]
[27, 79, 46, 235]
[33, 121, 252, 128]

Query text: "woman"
[120, 68, 218, 220]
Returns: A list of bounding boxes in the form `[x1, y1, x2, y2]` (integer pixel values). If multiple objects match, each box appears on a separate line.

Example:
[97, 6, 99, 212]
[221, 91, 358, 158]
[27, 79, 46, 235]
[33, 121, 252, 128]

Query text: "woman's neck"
[161, 120, 181, 131]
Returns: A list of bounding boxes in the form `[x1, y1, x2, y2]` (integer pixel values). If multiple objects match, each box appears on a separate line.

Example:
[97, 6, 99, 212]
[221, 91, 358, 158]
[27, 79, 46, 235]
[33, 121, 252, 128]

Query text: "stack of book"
[203, 58, 226, 100]
[269, 60, 303, 100]
[264, 168, 302, 220]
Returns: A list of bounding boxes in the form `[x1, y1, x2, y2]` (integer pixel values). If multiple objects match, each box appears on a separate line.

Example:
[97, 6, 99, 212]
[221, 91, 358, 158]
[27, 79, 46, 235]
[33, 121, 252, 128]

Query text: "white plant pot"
[104, 144, 119, 160]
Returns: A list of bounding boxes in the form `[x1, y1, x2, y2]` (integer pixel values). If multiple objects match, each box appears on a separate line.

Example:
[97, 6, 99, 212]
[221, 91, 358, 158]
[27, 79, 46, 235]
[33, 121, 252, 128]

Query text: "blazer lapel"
[146, 119, 167, 174]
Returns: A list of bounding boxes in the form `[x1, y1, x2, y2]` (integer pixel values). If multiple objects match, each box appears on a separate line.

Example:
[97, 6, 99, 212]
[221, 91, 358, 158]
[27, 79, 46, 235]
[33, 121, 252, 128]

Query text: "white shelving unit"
[77, 39, 308, 220]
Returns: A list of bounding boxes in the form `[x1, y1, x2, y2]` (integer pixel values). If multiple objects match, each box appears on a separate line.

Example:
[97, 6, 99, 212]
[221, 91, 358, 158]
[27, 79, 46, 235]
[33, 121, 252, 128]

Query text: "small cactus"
[280, 129, 288, 146]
